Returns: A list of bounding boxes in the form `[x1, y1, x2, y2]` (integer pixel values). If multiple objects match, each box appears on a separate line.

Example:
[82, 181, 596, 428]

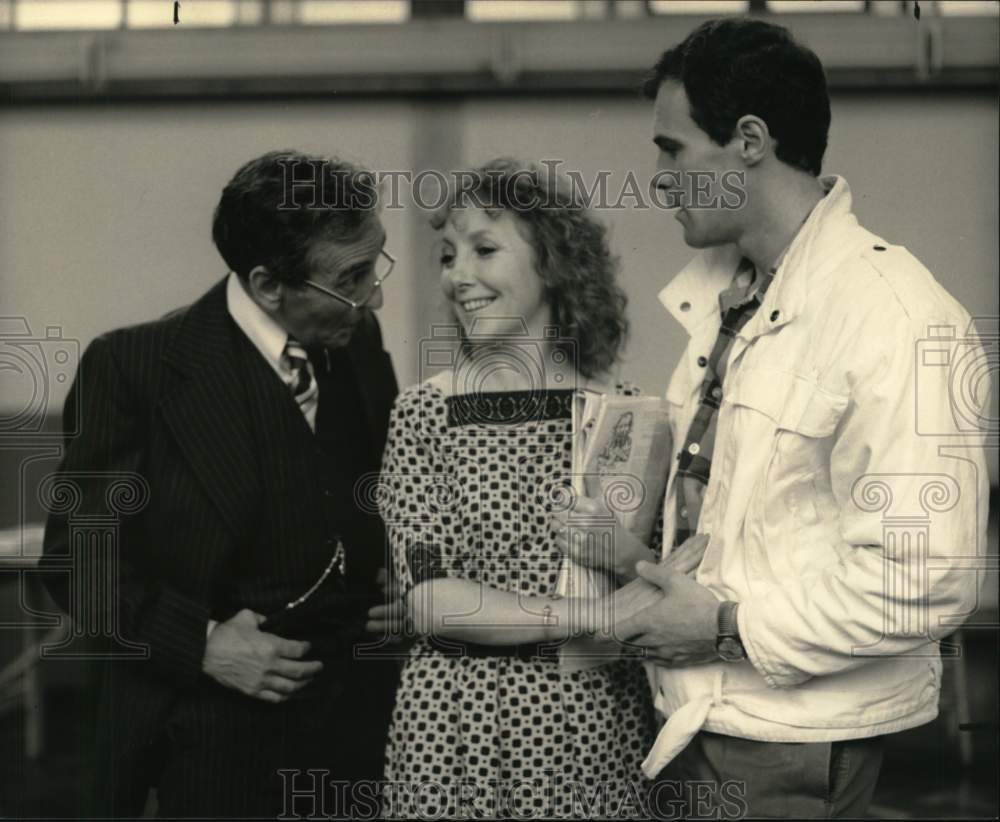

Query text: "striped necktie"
[282, 338, 318, 416]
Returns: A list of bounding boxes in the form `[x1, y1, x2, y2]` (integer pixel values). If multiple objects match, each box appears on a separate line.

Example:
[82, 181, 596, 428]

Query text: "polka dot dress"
[379, 383, 656, 818]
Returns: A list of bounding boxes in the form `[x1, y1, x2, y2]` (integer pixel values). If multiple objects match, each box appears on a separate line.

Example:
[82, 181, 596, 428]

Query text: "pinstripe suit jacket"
[41, 277, 398, 761]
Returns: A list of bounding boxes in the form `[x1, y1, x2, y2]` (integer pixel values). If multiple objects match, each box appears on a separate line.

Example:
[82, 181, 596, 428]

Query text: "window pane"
[938, 1, 999, 16]
[649, 1, 748, 13]
[129, 0, 238, 28]
[466, 1, 579, 21]
[299, 0, 408, 24]
[126, 0, 176, 27]
[15, 0, 123, 30]
[767, 1, 865, 11]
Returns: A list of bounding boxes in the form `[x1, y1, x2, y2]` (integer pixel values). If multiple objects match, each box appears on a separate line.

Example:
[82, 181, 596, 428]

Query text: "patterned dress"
[379, 382, 655, 819]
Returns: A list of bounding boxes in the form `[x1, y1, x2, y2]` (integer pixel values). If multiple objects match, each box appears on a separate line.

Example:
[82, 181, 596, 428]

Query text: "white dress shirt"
[225, 271, 318, 431]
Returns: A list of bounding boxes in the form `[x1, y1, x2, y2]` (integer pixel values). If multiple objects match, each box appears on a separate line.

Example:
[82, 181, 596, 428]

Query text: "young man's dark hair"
[642, 18, 830, 176]
[212, 149, 378, 284]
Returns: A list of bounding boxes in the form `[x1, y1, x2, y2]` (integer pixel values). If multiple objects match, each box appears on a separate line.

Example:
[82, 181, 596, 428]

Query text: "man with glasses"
[42, 150, 400, 818]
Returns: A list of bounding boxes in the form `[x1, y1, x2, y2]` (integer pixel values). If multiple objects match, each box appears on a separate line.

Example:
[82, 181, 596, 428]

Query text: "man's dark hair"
[642, 18, 830, 176]
[212, 149, 378, 284]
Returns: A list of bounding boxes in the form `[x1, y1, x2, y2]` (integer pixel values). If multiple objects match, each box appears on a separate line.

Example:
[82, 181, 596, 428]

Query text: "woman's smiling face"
[438, 207, 551, 340]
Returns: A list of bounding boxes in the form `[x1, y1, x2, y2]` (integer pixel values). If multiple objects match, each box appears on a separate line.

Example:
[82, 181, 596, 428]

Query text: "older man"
[42, 150, 399, 818]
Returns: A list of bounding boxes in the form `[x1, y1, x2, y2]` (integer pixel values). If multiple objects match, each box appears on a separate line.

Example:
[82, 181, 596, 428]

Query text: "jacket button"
[680, 301, 691, 312]
[697, 356, 708, 367]
[873, 245, 886, 251]
[711, 386, 723, 400]
[323, 489, 334, 498]
[688, 443, 700, 455]
[770, 310, 780, 322]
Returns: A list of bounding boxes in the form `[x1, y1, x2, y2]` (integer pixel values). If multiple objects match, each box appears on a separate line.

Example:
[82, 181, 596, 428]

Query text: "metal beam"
[1, 14, 996, 103]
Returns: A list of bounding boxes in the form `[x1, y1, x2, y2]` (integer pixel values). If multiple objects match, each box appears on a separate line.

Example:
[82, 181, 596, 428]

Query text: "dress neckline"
[443, 389, 575, 426]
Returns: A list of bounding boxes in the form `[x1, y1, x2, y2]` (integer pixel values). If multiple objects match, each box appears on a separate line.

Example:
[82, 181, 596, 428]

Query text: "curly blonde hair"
[431, 158, 628, 379]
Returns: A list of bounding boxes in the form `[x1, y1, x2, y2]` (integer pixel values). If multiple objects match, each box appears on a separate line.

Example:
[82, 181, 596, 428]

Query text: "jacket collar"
[161, 277, 236, 376]
[659, 176, 870, 340]
[161, 278, 395, 482]
[658, 244, 744, 336]
[159, 279, 262, 538]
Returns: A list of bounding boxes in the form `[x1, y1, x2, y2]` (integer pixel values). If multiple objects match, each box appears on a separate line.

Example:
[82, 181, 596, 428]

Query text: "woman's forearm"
[407, 577, 598, 645]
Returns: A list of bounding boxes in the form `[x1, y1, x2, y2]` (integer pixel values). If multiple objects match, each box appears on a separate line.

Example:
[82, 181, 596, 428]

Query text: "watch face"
[717, 636, 746, 662]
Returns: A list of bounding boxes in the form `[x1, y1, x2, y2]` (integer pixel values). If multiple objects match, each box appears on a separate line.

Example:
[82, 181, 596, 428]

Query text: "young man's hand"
[613, 560, 720, 668]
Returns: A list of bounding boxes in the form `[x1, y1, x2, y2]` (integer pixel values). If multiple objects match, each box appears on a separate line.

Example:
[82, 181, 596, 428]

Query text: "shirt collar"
[659, 175, 862, 339]
[226, 271, 289, 377]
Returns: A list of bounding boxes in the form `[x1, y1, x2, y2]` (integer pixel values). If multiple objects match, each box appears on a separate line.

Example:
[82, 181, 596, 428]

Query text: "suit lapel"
[239, 330, 319, 543]
[159, 287, 396, 539]
[159, 279, 263, 539]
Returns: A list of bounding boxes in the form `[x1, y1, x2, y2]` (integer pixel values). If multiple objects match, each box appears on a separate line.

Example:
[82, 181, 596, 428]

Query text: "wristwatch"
[716, 600, 746, 662]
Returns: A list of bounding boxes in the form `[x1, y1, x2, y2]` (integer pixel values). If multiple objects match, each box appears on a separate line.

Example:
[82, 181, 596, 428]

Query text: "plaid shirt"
[672, 258, 774, 546]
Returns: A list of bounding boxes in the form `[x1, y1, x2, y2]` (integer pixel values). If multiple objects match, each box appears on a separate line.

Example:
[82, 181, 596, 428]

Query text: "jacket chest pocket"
[728, 365, 847, 440]
[727, 367, 848, 536]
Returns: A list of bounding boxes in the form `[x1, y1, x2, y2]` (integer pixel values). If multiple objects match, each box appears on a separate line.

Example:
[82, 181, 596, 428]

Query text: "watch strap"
[717, 600, 740, 639]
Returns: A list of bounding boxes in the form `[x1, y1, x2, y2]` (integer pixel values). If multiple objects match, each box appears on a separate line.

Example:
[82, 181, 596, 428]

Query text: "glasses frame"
[300, 249, 395, 311]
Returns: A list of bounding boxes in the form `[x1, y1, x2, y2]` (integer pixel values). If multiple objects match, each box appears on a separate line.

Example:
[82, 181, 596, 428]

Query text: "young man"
[611, 18, 989, 818]
[41, 150, 399, 818]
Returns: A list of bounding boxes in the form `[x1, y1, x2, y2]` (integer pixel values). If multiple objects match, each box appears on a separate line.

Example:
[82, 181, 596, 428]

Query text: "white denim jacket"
[641, 176, 991, 778]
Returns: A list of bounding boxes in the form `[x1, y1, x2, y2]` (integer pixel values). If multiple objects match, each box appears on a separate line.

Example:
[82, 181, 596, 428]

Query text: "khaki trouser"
[656, 731, 884, 819]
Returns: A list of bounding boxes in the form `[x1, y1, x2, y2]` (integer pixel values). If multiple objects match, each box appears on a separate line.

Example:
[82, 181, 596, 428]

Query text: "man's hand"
[595, 575, 665, 636]
[661, 533, 710, 577]
[550, 475, 658, 580]
[202, 609, 323, 703]
[613, 560, 720, 668]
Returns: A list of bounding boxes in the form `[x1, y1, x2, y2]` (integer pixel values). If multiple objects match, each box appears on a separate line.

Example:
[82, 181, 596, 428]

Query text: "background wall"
[1, 92, 997, 481]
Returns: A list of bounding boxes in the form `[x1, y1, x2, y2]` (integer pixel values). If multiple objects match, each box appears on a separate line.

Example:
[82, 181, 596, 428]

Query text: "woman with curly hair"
[377, 159, 656, 818]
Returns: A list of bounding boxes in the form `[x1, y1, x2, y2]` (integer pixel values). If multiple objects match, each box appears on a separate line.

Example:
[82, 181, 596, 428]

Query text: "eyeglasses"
[301, 249, 395, 311]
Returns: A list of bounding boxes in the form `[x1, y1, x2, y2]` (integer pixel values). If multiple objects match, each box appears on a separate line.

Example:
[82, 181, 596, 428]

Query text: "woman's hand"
[550, 476, 658, 581]
[365, 567, 407, 642]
